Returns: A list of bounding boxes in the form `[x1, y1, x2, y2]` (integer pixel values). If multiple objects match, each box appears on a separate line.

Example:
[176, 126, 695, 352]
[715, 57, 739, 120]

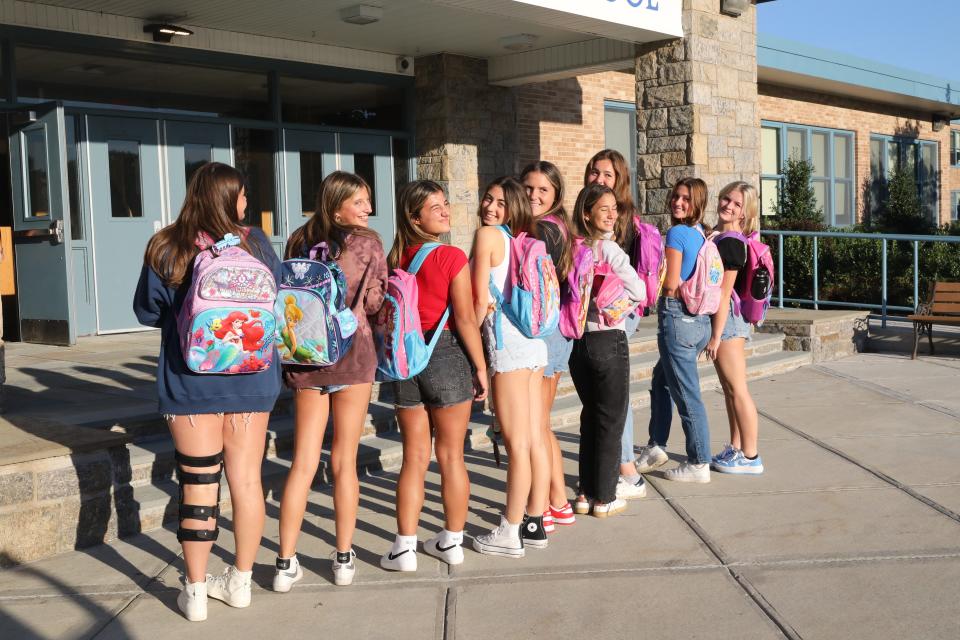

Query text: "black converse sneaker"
[521, 514, 548, 549]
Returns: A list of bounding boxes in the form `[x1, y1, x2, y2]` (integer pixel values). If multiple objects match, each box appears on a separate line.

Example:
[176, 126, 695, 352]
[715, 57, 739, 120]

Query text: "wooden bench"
[907, 281, 960, 359]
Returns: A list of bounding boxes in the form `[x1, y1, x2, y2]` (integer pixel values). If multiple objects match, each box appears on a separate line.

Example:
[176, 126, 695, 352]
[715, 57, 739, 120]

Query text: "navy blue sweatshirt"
[133, 227, 283, 415]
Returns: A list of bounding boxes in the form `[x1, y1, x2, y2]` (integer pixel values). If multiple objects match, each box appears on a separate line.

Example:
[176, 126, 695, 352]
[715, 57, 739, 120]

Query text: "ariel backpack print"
[275, 242, 358, 366]
[178, 233, 278, 374]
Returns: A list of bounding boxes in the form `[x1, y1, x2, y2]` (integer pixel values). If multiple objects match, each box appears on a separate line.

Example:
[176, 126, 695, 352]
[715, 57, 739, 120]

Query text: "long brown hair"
[143, 162, 252, 287]
[387, 180, 448, 269]
[583, 149, 637, 245]
[572, 183, 617, 247]
[667, 177, 708, 227]
[478, 176, 535, 237]
[286, 171, 381, 259]
[521, 161, 574, 280]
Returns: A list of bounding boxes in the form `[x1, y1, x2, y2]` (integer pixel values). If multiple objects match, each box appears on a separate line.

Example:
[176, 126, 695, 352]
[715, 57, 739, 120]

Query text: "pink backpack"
[592, 261, 634, 326]
[178, 232, 278, 374]
[489, 226, 560, 346]
[713, 231, 774, 325]
[631, 216, 664, 311]
[543, 214, 594, 339]
[677, 226, 724, 315]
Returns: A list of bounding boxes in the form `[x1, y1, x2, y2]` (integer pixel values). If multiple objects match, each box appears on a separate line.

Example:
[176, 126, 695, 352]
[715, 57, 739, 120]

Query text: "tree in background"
[773, 157, 824, 230]
[878, 164, 931, 234]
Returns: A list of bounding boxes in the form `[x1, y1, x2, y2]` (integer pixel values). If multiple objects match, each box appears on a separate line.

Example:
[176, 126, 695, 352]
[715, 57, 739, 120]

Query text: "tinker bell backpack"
[631, 216, 664, 311]
[543, 214, 593, 340]
[374, 243, 449, 382]
[677, 226, 724, 315]
[712, 231, 774, 325]
[489, 225, 561, 348]
[275, 242, 358, 366]
[178, 232, 278, 374]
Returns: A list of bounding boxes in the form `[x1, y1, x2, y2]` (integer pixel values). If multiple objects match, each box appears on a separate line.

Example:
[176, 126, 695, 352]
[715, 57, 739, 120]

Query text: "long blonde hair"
[717, 181, 760, 236]
[387, 180, 447, 269]
[286, 171, 380, 259]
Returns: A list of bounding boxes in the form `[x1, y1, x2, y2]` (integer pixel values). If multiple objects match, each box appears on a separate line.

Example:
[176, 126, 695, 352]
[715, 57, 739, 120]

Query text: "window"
[233, 128, 277, 236]
[760, 121, 855, 225]
[604, 100, 638, 204]
[106, 139, 142, 218]
[869, 135, 939, 224]
[952, 190, 960, 222]
[952, 130, 960, 167]
[23, 127, 50, 219]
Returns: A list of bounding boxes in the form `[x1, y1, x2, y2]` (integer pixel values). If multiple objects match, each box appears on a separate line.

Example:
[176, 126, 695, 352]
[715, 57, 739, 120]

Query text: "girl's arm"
[470, 226, 498, 326]
[602, 240, 645, 303]
[705, 270, 738, 360]
[363, 238, 388, 316]
[450, 264, 488, 401]
[661, 248, 683, 298]
[132, 264, 173, 328]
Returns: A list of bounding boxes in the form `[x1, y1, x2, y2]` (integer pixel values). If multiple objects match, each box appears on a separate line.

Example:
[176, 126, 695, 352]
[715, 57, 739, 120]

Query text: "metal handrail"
[759, 229, 960, 328]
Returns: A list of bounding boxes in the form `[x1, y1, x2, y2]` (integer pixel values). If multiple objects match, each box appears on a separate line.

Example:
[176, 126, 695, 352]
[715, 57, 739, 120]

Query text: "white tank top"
[488, 229, 510, 304]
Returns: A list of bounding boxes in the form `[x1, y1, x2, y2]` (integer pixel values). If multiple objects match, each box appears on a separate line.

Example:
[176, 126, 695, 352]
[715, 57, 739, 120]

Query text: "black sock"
[745, 453, 758, 460]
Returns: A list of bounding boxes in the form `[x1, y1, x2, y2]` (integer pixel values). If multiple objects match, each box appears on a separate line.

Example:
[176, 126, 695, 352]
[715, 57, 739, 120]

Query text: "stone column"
[636, 0, 759, 227]
[414, 54, 517, 250]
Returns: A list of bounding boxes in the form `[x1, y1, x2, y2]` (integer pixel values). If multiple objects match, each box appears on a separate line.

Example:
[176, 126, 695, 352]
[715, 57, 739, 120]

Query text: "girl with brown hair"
[273, 171, 387, 590]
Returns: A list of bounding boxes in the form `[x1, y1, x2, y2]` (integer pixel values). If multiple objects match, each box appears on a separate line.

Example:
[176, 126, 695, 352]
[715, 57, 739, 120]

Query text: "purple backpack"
[178, 233, 278, 374]
[631, 216, 664, 311]
[543, 214, 594, 340]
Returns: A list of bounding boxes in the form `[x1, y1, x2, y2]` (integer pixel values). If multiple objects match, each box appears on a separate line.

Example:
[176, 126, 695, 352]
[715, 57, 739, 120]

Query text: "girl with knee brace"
[380, 181, 488, 572]
[636, 177, 714, 483]
[133, 162, 282, 621]
[273, 171, 387, 591]
[569, 184, 646, 518]
[704, 182, 763, 475]
[471, 176, 550, 556]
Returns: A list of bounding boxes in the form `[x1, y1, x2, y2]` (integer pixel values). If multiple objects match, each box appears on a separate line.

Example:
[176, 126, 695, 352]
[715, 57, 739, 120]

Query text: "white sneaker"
[332, 549, 356, 586]
[473, 516, 524, 558]
[616, 476, 648, 500]
[664, 461, 711, 483]
[593, 498, 627, 518]
[272, 556, 303, 593]
[635, 445, 669, 472]
[206, 566, 252, 608]
[423, 534, 465, 565]
[177, 580, 207, 622]
[380, 540, 418, 572]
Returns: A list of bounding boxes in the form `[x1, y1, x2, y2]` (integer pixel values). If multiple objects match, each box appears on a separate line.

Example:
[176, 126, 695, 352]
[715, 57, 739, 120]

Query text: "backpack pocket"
[276, 290, 333, 366]
[184, 307, 276, 374]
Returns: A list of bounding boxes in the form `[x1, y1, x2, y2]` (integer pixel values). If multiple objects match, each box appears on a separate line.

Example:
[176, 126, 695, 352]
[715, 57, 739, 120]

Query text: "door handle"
[14, 220, 63, 244]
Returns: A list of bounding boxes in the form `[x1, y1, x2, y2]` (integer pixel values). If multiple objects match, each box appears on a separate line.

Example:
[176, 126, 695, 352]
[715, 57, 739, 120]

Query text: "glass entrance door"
[339, 133, 395, 243]
[86, 116, 163, 332]
[282, 129, 335, 249]
[6, 102, 76, 344]
[164, 120, 232, 217]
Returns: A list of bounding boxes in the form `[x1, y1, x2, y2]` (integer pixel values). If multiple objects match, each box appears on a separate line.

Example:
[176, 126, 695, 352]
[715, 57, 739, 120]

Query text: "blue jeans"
[620, 310, 642, 464]
[647, 297, 711, 464]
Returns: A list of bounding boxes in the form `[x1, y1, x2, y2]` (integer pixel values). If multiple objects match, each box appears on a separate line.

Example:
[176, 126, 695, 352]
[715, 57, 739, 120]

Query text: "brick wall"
[759, 83, 958, 225]
[514, 70, 636, 214]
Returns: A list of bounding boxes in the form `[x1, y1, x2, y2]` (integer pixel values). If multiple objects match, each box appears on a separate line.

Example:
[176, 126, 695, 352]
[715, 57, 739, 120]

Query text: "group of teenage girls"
[134, 150, 763, 622]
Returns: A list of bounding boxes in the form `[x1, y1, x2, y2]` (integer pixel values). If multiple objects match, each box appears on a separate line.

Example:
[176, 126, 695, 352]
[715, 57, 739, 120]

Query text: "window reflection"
[24, 128, 50, 218]
[298, 150, 324, 216]
[107, 139, 143, 218]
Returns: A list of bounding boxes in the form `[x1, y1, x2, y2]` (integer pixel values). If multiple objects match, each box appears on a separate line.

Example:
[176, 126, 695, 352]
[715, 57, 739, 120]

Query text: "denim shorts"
[299, 384, 348, 394]
[392, 330, 474, 409]
[721, 299, 752, 341]
[541, 327, 573, 377]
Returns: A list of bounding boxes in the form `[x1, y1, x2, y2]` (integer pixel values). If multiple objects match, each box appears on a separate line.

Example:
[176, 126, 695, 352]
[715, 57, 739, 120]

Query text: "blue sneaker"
[711, 444, 738, 464]
[712, 451, 764, 475]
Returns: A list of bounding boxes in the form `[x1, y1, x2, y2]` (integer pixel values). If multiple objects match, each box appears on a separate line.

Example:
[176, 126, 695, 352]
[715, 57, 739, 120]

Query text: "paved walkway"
[1, 349, 959, 639]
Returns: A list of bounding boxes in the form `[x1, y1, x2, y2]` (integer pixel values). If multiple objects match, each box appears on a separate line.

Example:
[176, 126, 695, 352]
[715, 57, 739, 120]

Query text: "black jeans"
[570, 330, 629, 504]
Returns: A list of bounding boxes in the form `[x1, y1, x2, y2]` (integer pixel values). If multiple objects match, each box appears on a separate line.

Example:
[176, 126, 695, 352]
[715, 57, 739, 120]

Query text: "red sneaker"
[542, 509, 555, 534]
[549, 502, 576, 525]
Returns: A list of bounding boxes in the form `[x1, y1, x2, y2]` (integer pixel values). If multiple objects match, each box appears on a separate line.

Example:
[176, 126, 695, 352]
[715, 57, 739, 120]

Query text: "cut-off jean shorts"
[541, 326, 573, 377]
[392, 330, 474, 409]
[721, 299, 752, 342]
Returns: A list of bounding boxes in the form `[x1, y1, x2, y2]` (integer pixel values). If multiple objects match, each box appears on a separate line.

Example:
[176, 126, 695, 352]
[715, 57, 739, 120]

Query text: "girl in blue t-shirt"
[635, 177, 714, 483]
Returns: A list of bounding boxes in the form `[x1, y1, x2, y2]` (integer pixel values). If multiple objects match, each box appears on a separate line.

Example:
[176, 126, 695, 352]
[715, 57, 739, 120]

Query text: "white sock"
[438, 529, 463, 546]
[392, 534, 418, 552]
[501, 517, 520, 536]
[232, 567, 253, 579]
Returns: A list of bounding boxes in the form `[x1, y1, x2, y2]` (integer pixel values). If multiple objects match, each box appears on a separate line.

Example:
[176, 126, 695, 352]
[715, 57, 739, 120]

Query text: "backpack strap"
[409, 242, 452, 343]
[487, 228, 515, 350]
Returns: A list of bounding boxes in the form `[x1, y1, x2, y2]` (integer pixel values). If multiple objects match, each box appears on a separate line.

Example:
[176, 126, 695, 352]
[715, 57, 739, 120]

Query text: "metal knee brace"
[175, 450, 224, 542]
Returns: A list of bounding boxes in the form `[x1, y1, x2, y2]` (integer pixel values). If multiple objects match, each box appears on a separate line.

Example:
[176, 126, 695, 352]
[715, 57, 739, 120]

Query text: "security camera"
[396, 56, 412, 73]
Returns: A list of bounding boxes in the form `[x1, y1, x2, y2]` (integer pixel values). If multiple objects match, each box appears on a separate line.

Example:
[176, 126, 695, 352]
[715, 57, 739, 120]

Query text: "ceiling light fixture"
[339, 4, 383, 25]
[498, 34, 538, 52]
[143, 23, 194, 43]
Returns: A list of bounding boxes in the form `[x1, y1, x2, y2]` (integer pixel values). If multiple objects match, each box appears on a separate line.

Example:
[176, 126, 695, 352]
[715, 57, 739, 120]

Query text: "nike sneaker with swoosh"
[424, 533, 464, 565]
[380, 544, 418, 572]
[272, 555, 303, 593]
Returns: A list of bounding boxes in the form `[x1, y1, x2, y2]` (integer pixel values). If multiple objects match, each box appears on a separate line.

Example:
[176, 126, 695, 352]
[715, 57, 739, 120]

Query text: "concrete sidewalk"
[1, 351, 959, 639]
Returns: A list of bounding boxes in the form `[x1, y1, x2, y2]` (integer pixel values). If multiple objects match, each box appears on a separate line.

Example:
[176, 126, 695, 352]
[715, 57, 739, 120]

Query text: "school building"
[0, 0, 958, 346]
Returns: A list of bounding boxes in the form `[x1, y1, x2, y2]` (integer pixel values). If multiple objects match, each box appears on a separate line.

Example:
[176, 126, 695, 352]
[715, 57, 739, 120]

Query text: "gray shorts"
[392, 330, 474, 409]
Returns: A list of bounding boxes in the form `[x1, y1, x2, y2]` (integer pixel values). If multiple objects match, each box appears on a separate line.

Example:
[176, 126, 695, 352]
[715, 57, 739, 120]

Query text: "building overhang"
[758, 34, 960, 120]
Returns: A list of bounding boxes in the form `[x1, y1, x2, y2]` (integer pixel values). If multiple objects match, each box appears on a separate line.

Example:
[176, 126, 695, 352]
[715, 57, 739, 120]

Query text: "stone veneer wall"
[415, 54, 517, 251]
[635, 0, 759, 227]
